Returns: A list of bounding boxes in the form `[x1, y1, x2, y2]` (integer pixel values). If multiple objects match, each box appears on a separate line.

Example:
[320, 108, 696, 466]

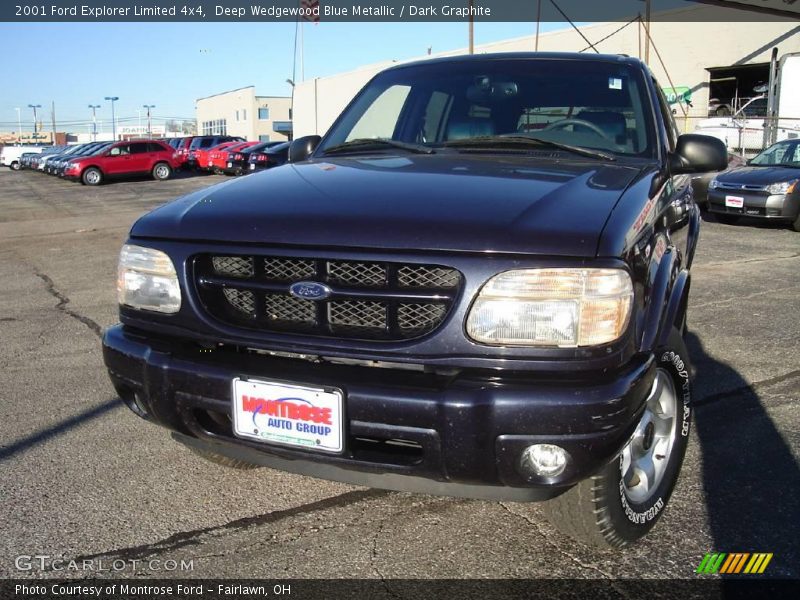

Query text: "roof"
[385, 51, 644, 72]
[196, 86, 256, 102]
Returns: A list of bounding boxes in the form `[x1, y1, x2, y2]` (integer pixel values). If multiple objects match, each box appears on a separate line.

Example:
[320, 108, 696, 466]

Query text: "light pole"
[28, 104, 41, 140]
[143, 105, 155, 137]
[286, 79, 295, 136]
[15, 108, 21, 142]
[104, 96, 119, 140]
[88, 104, 101, 142]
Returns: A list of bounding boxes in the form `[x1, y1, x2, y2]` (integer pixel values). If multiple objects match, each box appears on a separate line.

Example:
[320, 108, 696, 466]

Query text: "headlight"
[765, 180, 797, 195]
[117, 244, 181, 313]
[466, 269, 633, 347]
[709, 179, 720, 189]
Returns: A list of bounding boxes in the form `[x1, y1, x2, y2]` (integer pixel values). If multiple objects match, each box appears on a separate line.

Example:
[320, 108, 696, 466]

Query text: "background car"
[691, 151, 746, 206]
[64, 140, 177, 185]
[45, 143, 101, 175]
[707, 139, 800, 229]
[247, 141, 290, 172]
[1, 145, 45, 170]
[50, 143, 111, 176]
[210, 141, 259, 174]
[31, 145, 68, 170]
[185, 135, 244, 169]
[223, 141, 278, 175]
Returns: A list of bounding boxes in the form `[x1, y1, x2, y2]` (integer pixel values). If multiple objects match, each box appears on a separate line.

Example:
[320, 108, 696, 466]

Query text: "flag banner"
[300, 0, 320, 22]
[2, 0, 797, 22]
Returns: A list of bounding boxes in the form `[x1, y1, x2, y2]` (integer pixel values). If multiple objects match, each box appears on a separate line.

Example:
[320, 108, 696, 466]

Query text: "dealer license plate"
[232, 377, 344, 453]
[250, 163, 256, 170]
[207, 161, 213, 167]
[725, 195, 744, 208]
[227, 162, 233, 168]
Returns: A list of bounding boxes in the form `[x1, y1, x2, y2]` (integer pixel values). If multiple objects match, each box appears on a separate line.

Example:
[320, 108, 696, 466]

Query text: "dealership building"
[293, 3, 800, 138]
[195, 86, 292, 142]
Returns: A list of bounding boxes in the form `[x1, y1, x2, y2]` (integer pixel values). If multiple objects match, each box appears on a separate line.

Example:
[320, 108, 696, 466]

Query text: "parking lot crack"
[696, 252, 800, 269]
[370, 519, 403, 599]
[690, 285, 800, 310]
[498, 502, 623, 583]
[33, 269, 103, 339]
[69, 489, 389, 567]
[695, 369, 800, 407]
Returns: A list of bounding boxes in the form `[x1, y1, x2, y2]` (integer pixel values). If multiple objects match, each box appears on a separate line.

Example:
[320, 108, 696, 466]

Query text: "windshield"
[318, 58, 656, 158]
[750, 141, 800, 167]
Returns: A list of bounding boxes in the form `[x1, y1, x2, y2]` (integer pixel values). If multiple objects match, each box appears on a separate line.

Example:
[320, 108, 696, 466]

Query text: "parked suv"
[103, 53, 726, 548]
[64, 140, 177, 185]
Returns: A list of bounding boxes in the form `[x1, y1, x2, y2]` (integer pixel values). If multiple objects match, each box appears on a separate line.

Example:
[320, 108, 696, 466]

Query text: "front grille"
[195, 254, 462, 341]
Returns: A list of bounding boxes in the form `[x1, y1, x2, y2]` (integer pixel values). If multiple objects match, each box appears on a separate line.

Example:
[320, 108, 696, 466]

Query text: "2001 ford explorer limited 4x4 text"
[103, 53, 727, 548]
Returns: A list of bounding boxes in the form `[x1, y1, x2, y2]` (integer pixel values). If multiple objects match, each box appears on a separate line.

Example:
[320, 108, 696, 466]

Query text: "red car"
[209, 141, 259, 173]
[169, 136, 196, 169]
[194, 141, 239, 172]
[64, 139, 178, 186]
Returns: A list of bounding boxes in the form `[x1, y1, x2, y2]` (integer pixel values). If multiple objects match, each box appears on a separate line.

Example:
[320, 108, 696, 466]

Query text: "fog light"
[520, 444, 568, 477]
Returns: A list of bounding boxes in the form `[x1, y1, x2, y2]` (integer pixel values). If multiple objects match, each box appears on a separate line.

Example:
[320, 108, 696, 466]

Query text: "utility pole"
[51, 101, 56, 145]
[143, 105, 155, 137]
[15, 108, 21, 142]
[535, 0, 541, 51]
[105, 96, 119, 140]
[468, 0, 474, 54]
[644, 0, 651, 65]
[88, 104, 100, 142]
[28, 104, 41, 140]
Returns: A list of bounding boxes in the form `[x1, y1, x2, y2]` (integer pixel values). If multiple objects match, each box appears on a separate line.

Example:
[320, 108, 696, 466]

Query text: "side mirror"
[288, 135, 321, 163]
[669, 134, 728, 174]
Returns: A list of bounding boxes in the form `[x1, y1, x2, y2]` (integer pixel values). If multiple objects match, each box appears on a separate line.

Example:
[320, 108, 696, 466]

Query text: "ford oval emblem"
[289, 281, 332, 301]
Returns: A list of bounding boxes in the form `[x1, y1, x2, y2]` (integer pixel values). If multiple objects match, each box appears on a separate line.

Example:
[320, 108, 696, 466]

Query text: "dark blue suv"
[103, 53, 727, 548]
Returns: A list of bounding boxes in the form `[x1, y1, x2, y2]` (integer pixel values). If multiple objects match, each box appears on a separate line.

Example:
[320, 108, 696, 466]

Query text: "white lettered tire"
[541, 328, 692, 548]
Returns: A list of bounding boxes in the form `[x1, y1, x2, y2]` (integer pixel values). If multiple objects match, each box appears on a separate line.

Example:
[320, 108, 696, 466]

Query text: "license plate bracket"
[232, 377, 344, 453]
[725, 195, 744, 208]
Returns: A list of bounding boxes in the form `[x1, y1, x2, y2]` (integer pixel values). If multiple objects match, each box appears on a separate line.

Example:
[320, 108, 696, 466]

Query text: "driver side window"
[108, 145, 130, 156]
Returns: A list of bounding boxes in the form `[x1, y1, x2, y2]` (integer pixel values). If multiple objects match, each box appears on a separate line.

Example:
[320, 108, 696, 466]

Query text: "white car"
[0, 145, 45, 170]
[695, 96, 800, 151]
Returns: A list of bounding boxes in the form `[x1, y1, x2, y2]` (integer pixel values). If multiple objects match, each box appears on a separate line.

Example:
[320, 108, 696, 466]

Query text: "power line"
[578, 16, 639, 53]
[549, 0, 599, 54]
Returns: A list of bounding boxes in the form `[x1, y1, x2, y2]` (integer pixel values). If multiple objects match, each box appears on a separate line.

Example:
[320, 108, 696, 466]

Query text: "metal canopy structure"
[696, 0, 800, 20]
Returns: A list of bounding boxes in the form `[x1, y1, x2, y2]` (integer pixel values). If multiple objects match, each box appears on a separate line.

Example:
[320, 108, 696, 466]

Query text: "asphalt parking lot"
[0, 166, 798, 582]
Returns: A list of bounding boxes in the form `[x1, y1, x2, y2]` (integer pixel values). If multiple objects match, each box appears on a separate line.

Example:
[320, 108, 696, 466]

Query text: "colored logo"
[696, 552, 773, 575]
[289, 281, 331, 301]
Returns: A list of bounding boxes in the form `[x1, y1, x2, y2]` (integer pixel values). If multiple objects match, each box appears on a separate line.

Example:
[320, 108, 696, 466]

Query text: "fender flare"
[639, 247, 681, 353]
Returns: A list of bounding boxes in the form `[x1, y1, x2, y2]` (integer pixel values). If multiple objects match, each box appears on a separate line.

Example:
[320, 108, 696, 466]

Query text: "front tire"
[82, 167, 103, 186]
[791, 214, 800, 232]
[10, 161, 20, 171]
[541, 328, 692, 549]
[152, 162, 172, 181]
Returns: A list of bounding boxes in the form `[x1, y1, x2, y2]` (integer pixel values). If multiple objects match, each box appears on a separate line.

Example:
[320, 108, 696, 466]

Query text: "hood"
[131, 154, 643, 256]
[717, 165, 800, 186]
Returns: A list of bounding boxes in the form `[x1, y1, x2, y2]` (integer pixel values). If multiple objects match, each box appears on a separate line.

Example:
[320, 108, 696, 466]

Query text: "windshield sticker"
[609, 77, 623, 90]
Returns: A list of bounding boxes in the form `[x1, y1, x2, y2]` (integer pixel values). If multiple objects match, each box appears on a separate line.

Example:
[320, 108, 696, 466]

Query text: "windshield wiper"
[442, 135, 616, 161]
[323, 138, 436, 155]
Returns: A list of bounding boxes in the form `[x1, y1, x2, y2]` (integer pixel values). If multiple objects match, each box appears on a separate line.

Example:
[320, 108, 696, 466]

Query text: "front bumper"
[708, 190, 799, 220]
[103, 324, 655, 502]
